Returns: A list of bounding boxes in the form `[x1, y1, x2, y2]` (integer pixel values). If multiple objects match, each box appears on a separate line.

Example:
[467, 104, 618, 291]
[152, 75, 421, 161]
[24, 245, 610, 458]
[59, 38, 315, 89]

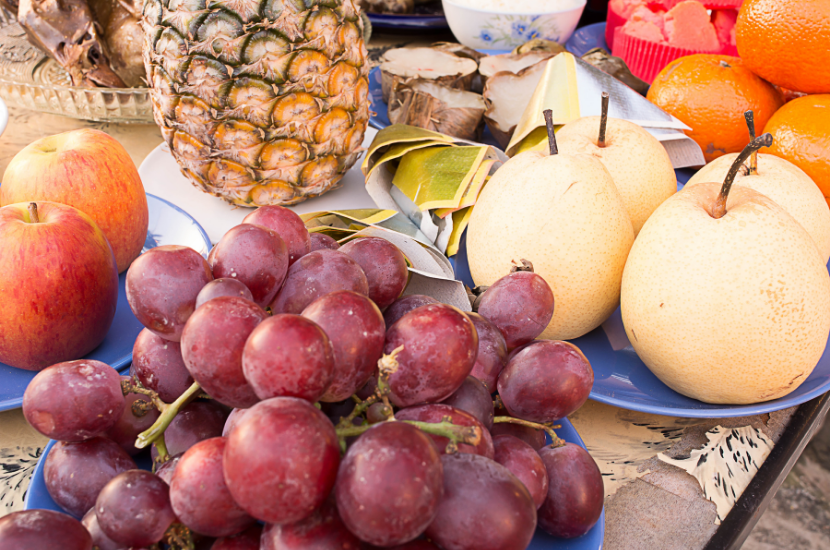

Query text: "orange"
[736, 0, 830, 94]
[647, 54, 784, 163]
[763, 95, 830, 207]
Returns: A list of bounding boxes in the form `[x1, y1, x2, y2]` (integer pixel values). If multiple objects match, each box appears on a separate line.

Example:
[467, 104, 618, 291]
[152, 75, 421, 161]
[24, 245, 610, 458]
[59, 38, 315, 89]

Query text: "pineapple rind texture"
[143, 0, 371, 207]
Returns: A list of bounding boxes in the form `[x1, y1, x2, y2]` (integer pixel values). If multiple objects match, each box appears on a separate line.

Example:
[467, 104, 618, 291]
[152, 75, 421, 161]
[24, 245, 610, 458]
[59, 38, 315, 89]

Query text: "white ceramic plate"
[0, 96, 9, 138]
[138, 128, 380, 244]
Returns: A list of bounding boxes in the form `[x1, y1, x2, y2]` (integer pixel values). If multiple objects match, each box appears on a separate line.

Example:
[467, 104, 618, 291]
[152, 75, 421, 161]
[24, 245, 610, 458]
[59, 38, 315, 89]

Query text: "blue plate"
[368, 12, 448, 30]
[0, 194, 211, 412]
[26, 417, 604, 549]
[565, 22, 608, 57]
[452, 209, 830, 418]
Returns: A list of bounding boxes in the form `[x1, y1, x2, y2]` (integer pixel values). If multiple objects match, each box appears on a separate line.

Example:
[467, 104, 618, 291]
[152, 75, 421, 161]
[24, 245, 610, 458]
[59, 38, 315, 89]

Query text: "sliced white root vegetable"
[482, 61, 548, 148]
[380, 47, 479, 102]
[478, 51, 556, 78]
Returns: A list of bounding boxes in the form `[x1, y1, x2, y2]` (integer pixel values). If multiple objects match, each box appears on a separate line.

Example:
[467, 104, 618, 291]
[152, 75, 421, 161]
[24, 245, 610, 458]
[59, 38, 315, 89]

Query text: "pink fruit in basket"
[23, 359, 125, 441]
[492, 434, 549, 509]
[309, 232, 340, 252]
[260, 499, 362, 550]
[195, 278, 254, 309]
[0, 201, 118, 371]
[440, 375, 495, 430]
[126, 245, 213, 342]
[466, 312, 508, 392]
[0, 129, 149, 273]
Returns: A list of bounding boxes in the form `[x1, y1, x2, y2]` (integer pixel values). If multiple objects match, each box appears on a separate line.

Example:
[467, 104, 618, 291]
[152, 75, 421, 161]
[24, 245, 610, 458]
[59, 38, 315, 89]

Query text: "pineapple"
[141, 0, 371, 206]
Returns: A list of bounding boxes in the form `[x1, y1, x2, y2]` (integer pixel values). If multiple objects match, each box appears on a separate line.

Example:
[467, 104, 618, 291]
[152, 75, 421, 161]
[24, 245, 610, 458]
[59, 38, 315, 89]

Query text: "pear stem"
[543, 109, 558, 155]
[598, 92, 609, 148]
[27, 203, 39, 224]
[712, 133, 773, 219]
[744, 110, 757, 175]
[510, 259, 535, 273]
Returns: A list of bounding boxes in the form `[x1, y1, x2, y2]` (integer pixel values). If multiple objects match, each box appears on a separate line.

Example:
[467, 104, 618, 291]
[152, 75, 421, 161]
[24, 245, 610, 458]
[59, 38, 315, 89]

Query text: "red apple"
[0, 129, 149, 273]
[0, 202, 119, 370]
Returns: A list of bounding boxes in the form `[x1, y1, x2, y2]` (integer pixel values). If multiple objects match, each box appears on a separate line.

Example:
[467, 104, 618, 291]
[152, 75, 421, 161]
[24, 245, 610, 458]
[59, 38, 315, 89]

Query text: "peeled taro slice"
[380, 47, 478, 103]
[388, 79, 486, 141]
[478, 51, 557, 79]
[482, 61, 548, 149]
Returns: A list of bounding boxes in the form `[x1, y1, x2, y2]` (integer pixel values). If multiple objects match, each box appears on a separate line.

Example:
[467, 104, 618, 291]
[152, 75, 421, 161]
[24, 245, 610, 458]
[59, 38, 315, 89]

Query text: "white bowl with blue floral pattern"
[441, 0, 587, 50]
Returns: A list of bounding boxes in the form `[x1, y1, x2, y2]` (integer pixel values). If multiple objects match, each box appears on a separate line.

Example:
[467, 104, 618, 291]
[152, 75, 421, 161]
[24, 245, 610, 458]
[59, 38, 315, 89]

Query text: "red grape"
[382, 295, 439, 328]
[155, 454, 182, 485]
[208, 224, 289, 307]
[242, 315, 334, 402]
[181, 297, 267, 408]
[105, 378, 160, 455]
[498, 341, 593, 422]
[440, 375, 494, 430]
[269, 249, 368, 314]
[425, 453, 537, 550]
[507, 340, 540, 363]
[132, 329, 194, 403]
[467, 312, 507, 392]
[490, 422, 546, 451]
[223, 397, 340, 525]
[211, 524, 262, 550]
[95, 470, 177, 547]
[396, 403, 493, 458]
[335, 421, 443, 547]
[476, 270, 554, 349]
[125, 245, 213, 342]
[222, 408, 249, 437]
[45, 437, 136, 518]
[492, 434, 549, 508]
[340, 237, 408, 309]
[366, 402, 392, 424]
[243, 205, 311, 265]
[260, 499, 363, 550]
[23, 359, 125, 441]
[537, 443, 603, 538]
[151, 400, 227, 460]
[383, 304, 478, 407]
[81, 508, 121, 550]
[0, 510, 92, 550]
[309, 232, 340, 252]
[170, 437, 255, 537]
[302, 290, 386, 402]
[196, 278, 254, 309]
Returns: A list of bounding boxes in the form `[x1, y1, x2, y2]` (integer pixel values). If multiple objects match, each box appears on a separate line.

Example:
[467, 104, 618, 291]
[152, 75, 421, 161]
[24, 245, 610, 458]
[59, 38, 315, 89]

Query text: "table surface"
[0, 27, 821, 550]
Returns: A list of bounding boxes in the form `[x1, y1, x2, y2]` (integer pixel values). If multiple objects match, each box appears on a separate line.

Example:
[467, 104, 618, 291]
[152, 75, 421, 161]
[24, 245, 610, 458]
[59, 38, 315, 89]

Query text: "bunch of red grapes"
[2, 205, 603, 550]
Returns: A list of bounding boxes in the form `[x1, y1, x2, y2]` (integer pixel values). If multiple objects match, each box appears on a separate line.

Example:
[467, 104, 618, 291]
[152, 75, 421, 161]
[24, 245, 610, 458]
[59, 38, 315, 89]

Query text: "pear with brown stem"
[621, 134, 830, 404]
[687, 110, 830, 262]
[556, 92, 677, 235]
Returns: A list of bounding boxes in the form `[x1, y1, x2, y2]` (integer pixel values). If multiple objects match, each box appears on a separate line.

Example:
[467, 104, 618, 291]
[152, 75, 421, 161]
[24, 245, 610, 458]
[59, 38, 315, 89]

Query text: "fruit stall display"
[0, 0, 829, 548]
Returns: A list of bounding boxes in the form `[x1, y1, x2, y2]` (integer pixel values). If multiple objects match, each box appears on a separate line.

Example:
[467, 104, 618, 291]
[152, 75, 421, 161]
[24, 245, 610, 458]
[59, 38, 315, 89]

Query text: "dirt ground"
[744, 417, 830, 549]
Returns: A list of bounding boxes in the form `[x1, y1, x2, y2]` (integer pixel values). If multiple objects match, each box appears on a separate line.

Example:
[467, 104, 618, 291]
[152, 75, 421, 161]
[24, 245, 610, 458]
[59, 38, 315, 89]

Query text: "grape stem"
[493, 416, 565, 447]
[154, 433, 170, 464]
[134, 382, 202, 450]
[121, 378, 167, 413]
[164, 522, 195, 550]
[337, 419, 482, 448]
